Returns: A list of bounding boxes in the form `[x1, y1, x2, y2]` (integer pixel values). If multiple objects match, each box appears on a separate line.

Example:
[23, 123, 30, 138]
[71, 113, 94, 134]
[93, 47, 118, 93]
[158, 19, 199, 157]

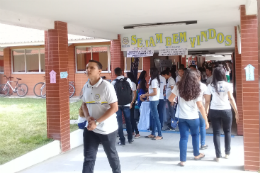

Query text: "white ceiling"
[0, 0, 251, 39]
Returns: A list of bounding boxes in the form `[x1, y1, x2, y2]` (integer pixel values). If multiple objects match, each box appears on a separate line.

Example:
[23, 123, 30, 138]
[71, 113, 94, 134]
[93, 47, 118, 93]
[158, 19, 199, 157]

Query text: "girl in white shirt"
[204, 66, 239, 162]
[141, 68, 162, 140]
[168, 69, 209, 166]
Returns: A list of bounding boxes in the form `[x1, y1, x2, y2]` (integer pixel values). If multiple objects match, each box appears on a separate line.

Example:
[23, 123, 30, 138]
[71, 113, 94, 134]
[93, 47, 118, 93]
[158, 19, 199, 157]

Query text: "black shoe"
[118, 142, 125, 146]
[128, 139, 134, 144]
[200, 145, 208, 150]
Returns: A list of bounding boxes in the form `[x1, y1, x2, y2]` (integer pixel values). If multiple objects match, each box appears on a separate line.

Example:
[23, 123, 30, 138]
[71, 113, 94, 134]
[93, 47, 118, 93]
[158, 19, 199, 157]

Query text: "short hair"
[189, 65, 197, 69]
[114, 67, 122, 76]
[161, 70, 170, 76]
[88, 60, 102, 70]
[206, 66, 213, 73]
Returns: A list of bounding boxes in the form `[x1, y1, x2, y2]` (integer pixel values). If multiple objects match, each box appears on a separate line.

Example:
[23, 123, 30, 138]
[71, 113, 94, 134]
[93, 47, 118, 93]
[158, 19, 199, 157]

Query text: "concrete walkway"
[19, 132, 248, 173]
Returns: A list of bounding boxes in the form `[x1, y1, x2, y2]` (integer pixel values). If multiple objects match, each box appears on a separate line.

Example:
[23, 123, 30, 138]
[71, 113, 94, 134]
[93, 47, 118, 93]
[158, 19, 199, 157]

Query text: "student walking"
[204, 66, 239, 162]
[112, 68, 134, 145]
[81, 60, 121, 173]
[141, 68, 163, 140]
[168, 69, 209, 167]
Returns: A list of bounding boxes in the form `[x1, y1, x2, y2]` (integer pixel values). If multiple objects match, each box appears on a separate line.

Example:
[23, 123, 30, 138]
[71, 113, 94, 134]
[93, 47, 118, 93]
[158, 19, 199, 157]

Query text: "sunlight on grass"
[0, 98, 82, 165]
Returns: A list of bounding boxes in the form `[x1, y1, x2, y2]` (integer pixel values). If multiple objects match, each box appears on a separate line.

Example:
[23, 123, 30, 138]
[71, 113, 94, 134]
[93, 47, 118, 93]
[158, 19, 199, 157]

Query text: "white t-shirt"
[172, 86, 202, 119]
[176, 76, 181, 83]
[225, 71, 230, 76]
[159, 75, 166, 100]
[166, 77, 176, 99]
[206, 75, 213, 85]
[131, 81, 137, 98]
[204, 81, 232, 110]
[111, 76, 133, 106]
[82, 78, 118, 134]
[149, 78, 160, 101]
[197, 82, 207, 110]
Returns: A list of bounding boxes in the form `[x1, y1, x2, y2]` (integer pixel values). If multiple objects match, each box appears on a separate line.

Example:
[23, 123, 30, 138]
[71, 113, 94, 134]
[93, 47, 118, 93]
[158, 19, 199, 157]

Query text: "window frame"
[11, 48, 45, 74]
[75, 45, 111, 74]
[124, 57, 144, 72]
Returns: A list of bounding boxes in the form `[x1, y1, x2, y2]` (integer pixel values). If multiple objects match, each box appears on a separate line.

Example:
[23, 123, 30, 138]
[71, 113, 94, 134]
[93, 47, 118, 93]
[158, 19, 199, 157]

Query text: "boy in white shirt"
[161, 70, 176, 130]
[81, 60, 121, 173]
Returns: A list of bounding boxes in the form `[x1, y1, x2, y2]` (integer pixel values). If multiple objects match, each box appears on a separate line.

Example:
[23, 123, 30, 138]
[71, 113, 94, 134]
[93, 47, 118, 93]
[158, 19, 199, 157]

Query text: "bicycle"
[0, 75, 28, 97]
[33, 77, 75, 98]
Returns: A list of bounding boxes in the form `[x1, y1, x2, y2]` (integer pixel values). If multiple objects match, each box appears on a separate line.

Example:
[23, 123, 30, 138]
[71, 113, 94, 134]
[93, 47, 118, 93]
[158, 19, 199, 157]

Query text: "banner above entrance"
[121, 27, 235, 51]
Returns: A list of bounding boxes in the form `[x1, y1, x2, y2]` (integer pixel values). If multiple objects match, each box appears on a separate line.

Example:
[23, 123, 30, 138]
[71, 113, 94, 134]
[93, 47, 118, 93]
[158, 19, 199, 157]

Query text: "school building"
[0, 0, 259, 171]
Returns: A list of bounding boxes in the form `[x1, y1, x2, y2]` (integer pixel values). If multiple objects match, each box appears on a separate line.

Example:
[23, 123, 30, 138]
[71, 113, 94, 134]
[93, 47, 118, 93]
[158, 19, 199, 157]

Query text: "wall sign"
[244, 64, 255, 81]
[60, 71, 68, 79]
[121, 27, 234, 51]
[127, 50, 154, 57]
[49, 70, 56, 83]
[159, 47, 187, 56]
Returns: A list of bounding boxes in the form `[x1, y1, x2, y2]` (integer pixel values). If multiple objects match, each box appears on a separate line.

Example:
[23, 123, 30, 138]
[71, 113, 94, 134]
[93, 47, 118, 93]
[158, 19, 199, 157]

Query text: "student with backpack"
[111, 68, 134, 145]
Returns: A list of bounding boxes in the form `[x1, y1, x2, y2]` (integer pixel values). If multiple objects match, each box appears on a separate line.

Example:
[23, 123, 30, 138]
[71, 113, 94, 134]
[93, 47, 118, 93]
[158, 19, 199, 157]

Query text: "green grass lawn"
[0, 98, 82, 165]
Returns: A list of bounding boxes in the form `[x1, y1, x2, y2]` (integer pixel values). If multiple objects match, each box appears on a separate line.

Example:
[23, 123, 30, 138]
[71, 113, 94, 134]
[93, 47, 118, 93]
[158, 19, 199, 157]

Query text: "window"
[12, 49, 45, 73]
[0, 50, 3, 73]
[124, 57, 143, 72]
[76, 46, 110, 73]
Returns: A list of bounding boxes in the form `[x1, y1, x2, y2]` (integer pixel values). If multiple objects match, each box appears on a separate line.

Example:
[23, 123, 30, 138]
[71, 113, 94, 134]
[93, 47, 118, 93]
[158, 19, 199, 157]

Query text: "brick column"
[111, 35, 124, 80]
[3, 48, 11, 81]
[240, 5, 259, 171]
[234, 26, 243, 136]
[181, 55, 186, 67]
[143, 57, 151, 83]
[45, 21, 70, 152]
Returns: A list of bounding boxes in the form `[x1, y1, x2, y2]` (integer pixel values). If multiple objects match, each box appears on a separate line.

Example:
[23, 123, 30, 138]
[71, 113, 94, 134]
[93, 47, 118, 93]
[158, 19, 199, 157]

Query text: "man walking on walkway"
[112, 67, 134, 145]
[81, 60, 121, 173]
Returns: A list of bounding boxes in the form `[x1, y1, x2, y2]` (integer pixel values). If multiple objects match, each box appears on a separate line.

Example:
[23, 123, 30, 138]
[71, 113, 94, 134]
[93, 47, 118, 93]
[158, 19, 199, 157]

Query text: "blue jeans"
[116, 106, 132, 143]
[158, 99, 166, 129]
[179, 118, 200, 162]
[199, 112, 206, 146]
[150, 101, 162, 137]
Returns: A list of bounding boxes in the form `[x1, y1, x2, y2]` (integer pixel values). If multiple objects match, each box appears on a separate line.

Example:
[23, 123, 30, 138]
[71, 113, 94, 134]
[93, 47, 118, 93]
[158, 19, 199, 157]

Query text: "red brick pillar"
[240, 5, 259, 171]
[181, 55, 186, 68]
[111, 35, 124, 80]
[234, 26, 243, 136]
[143, 57, 151, 83]
[45, 21, 70, 152]
[3, 48, 11, 81]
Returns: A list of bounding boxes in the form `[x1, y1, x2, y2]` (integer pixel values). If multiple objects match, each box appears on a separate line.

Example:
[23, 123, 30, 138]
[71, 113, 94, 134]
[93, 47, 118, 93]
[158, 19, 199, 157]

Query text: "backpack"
[114, 78, 132, 105]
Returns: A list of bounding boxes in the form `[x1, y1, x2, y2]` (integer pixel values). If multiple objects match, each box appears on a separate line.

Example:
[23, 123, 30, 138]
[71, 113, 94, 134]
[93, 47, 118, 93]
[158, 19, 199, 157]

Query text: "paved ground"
[20, 132, 248, 173]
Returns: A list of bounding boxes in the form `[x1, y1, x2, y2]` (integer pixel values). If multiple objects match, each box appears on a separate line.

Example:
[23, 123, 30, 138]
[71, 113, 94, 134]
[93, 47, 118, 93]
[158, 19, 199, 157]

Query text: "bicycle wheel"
[33, 82, 44, 97]
[41, 84, 46, 98]
[17, 84, 28, 97]
[0, 84, 10, 97]
[69, 83, 75, 98]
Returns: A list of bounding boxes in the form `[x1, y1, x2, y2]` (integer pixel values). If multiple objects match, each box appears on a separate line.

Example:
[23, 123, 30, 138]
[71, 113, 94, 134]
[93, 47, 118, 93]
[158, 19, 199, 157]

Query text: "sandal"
[145, 135, 155, 138]
[152, 136, 163, 140]
[177, 162, 185, 167]
[194, 153, 205, 160]
[135, 134, 141, 139]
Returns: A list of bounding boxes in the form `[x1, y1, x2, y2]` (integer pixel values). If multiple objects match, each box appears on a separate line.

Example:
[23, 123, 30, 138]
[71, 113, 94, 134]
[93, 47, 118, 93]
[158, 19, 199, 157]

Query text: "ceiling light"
[124, 20, 197, 29]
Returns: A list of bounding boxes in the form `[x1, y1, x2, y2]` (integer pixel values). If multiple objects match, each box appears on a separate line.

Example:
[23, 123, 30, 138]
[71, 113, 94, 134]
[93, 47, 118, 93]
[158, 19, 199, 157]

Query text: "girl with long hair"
[204, 67, 239, 162]
[168, 69, 209, 166]
[137, 70, 147, 84]
[141, 68, 162, 140]
[126, 72, 140, 138]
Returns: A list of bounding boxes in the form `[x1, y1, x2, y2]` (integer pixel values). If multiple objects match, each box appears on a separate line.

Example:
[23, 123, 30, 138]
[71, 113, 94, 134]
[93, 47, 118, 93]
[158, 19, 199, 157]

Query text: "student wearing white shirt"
[206, 66, 213, 85]
[81, 60, 121, 173]
[111, 68, 134, 145]
[141, 68, 163, 140]
[176, 68, 184, 83]
[158, 74, 166, 129]
[126, 72, 140, 139]
[168, 69, 209, 167]
[204, 67, 239, 162]
[196, 70, 208, 150]
[161, 70, 176, 130]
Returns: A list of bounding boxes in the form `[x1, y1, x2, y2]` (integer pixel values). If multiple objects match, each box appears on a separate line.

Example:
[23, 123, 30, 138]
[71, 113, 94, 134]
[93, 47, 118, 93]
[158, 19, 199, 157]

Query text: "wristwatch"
[95, 120, 100, 126]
